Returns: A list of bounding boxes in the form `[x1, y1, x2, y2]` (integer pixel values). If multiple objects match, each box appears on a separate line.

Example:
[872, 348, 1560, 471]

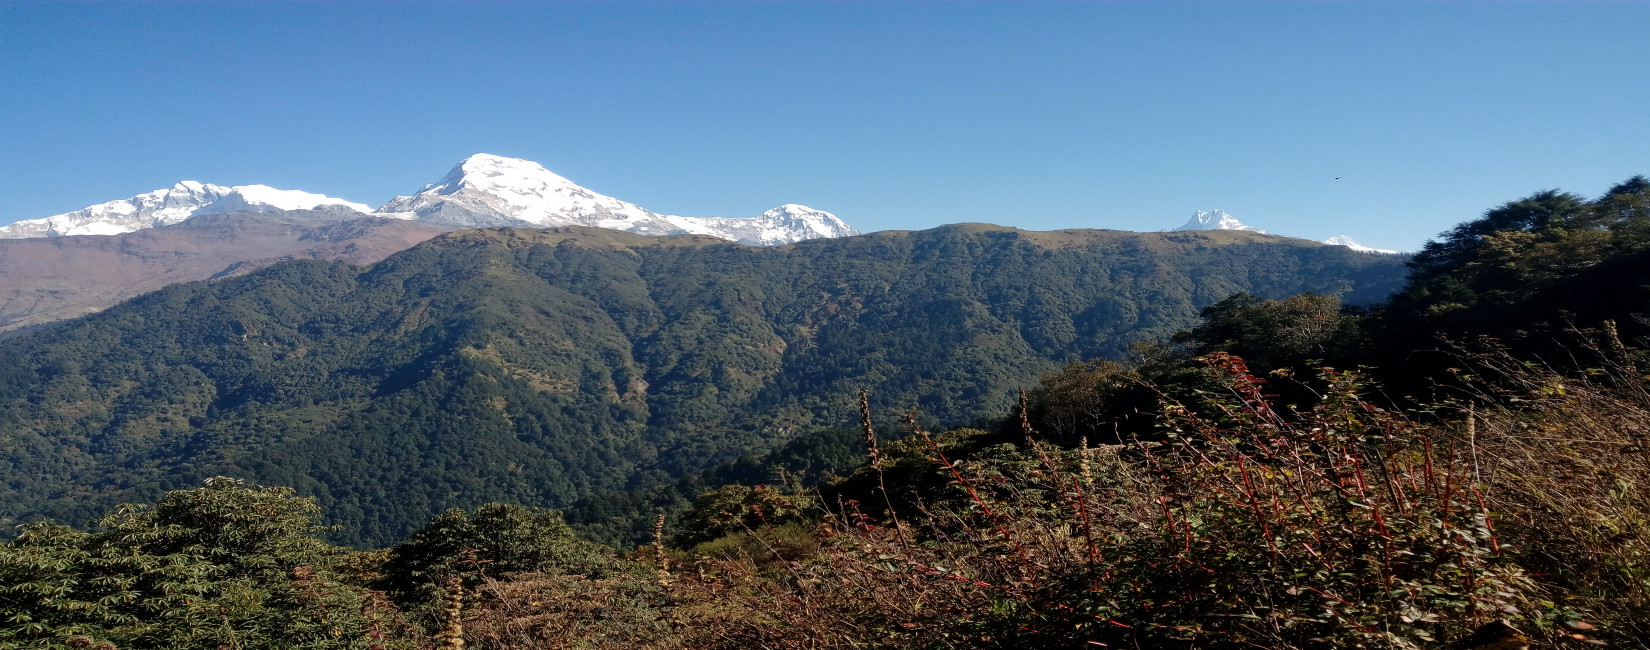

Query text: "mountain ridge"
[2, 154, 858, 246]
[0, 182, 374, 238]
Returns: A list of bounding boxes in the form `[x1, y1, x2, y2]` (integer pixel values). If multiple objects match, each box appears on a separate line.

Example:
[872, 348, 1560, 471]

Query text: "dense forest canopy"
[0, 224, 1405, 547]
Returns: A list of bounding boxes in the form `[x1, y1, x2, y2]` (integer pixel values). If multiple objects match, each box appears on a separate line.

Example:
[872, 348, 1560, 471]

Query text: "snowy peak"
[378, 153, 661, 229]
[378, 153, 859, 245]
[1324, 235, 1399, 255]
[447, 153, 578, 195]
[4, 153, 859, 246]
[1169, 211, 1401, 254]
[755, 204, 857, 239]
[0, 182, 371, 239]
[1173, 209, 1265, 233]
[667, 203, 860, 246]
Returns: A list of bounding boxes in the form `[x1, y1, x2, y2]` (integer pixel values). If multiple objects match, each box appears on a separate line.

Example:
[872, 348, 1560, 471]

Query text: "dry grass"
[1453, 347, 1650, 643]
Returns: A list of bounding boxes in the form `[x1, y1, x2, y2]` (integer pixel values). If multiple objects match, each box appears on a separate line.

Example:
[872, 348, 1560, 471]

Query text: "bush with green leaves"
[0, 477, 408, 650]
[378, 503, 616, 608]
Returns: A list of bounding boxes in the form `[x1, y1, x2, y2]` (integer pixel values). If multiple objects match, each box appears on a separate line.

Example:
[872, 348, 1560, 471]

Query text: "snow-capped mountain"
[1171, 211, 1401, 254]
[0, 182, 371, 239]
[1323, 235, 1399, 255]
[673, 204, 855, 246]
[1172, 209, 1265, 233]
[377, 154, 858, 245]
[4, 153, 857, 246]
[0, 182, 229, 238]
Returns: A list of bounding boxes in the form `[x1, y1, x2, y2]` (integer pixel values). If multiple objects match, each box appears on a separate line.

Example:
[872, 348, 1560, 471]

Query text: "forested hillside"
[0, 223, 1404, 546]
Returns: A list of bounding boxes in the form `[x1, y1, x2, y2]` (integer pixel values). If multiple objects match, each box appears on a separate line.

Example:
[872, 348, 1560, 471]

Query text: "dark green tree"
[379, 503, 615, 607]
[0, 478, 406, 650]
[1173, 292, 1357, 372]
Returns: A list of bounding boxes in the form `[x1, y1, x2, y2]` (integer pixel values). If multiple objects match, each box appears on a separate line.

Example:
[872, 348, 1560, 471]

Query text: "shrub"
[0, 478, 410, 650]
[379, 503, 616, 609]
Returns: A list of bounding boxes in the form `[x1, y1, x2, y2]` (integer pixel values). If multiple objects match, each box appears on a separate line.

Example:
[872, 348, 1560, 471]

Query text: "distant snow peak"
[0, 183, 370, 239]
[378, 153, 859, 245]
[669, 203, 860, 246]
[379, 153, 662, 229]
[758, 204, 857, 238]
[1174, 209, 1265, 233]
[1324, 235, 1399, 255]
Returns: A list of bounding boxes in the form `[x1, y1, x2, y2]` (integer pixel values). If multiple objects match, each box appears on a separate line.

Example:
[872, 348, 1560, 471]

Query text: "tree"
[1173, 292, 1356, 372]
[0, 478, 406, 650]
[380, 504, 614, 607]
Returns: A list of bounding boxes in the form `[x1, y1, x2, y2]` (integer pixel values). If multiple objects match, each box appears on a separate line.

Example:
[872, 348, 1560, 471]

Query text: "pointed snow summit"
[1172, 209, 1265, 234]
[0, 182, 370, 239]
[377, 153, 858, 245]
[1324, 235, 1399, 255]
[376, 153, 667, 230]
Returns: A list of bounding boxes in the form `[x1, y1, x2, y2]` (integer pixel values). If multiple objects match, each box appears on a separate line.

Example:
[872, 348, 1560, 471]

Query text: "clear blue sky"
[2, 1, 1646, 251]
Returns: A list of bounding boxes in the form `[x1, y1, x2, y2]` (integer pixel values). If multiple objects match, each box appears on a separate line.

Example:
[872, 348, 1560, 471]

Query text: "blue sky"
[2, 1, 1646, 251]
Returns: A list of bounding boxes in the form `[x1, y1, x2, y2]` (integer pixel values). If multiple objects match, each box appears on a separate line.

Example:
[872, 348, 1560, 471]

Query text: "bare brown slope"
[0, 212, 455, 331]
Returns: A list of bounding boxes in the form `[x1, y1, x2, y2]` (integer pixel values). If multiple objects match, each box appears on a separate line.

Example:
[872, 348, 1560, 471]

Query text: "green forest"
[0, 223, 1403, 547]
[6, 176, 1650, 648]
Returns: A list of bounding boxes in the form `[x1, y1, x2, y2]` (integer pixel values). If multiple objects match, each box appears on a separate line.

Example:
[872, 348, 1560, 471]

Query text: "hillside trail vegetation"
[5, 352, 1644, 649]
[4, 176, 1650, 648]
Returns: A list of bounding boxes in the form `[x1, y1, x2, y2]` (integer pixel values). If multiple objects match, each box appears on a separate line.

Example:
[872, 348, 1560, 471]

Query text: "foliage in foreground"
[367, 352, 1637, 648]
[6, 350, 1647, 648]
[0, 479, 413, 650]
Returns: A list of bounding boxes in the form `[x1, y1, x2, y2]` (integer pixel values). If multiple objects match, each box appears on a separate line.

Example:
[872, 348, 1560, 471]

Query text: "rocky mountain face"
[0, 212, 453, 332]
